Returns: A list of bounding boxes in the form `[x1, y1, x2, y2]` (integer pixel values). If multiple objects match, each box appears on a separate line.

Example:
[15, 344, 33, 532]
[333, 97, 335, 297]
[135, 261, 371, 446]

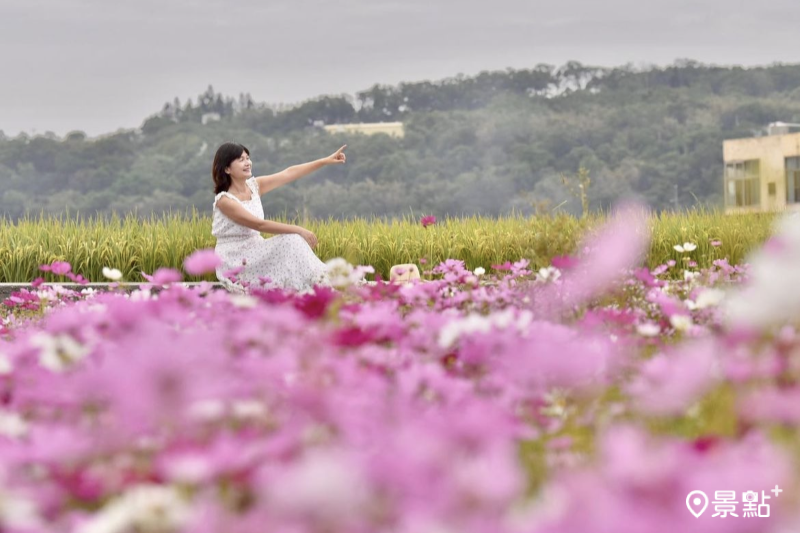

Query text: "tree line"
[3, 59, 800, 222]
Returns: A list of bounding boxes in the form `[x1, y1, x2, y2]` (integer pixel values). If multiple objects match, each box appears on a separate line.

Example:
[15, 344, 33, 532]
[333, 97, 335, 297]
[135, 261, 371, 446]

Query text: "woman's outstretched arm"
[255, 145, 346, 195]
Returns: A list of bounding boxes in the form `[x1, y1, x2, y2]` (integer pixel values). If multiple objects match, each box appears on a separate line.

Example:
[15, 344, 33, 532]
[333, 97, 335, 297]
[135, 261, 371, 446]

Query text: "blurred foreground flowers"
[0, 205, 799, 532]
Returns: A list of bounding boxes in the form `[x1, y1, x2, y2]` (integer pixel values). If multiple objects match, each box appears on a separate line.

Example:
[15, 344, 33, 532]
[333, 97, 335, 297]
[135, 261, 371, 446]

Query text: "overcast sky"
[2, 0, 798, 138]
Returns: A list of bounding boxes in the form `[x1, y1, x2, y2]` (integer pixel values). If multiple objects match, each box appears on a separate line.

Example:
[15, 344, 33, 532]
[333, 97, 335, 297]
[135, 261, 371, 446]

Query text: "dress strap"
[213, 191, 239, 209]
[247, 177, 260, 197]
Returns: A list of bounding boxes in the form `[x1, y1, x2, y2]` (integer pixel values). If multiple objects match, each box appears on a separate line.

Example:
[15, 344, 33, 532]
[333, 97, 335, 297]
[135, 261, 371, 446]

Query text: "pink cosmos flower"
[633, 267, 659, 288]
[142, 268, 183, 285]
[739, 387, 800, 424]
[535, 202, 650, 315]
[540, 425, 791, 533]
[223, 266, 245, 280]
[67, 272, 89, 284]
[551, 255, 578, 270]
[626, 339, 718, 416]
[420, 215, 436, 228]
[184, 249, 222, 275]
[491, 261, 513, 271]
[511, 258, 531, 276]
[39, 261, 72, 276]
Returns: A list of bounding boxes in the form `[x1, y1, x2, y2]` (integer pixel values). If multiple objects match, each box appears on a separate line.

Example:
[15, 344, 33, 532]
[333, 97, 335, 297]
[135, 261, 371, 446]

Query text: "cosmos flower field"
[1, 205, 800, 532]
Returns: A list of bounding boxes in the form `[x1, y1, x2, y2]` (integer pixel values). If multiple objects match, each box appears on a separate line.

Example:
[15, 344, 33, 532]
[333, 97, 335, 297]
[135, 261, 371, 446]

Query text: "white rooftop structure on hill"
[322, 122, 404, 138]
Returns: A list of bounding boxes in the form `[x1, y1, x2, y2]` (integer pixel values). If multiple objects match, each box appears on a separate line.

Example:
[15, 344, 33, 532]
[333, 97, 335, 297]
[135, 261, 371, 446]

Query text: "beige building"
[724, 123, 800, 213]
[322, 122, 404, 138]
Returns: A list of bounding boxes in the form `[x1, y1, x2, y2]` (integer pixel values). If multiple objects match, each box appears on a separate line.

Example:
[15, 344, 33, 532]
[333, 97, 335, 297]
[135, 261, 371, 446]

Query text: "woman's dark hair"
[212, 142, 250, 194]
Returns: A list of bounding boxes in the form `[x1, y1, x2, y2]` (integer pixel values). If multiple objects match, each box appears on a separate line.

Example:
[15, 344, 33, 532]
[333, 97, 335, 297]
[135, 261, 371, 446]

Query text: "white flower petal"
[636, 323, 661, 337]
[0, 410, 28, 438]
[102, 267, 122, 281]
[0, 353, 12, 375]
[695, 288, 725, 309]
[230, 295, 258, 308]
[669, 314, 693, 332]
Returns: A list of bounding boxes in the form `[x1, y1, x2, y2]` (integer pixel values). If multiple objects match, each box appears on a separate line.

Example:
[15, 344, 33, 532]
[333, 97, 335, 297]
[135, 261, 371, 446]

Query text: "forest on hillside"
[3, 59, 800, 221]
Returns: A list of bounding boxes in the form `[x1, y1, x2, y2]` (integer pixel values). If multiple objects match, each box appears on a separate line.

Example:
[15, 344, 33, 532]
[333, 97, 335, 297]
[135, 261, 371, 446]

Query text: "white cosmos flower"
[636, 322, 661, 337]
[77, 484, 191, 533]
[230, 295, 258, 308]
[232, 400, 267, 419]
[325, 257, 371, 289]
[129, 289, 154, 302]
[352, 265, 375, 284]
[30, 332, 90, 372]
[187, 399, 225, 421]
[326, 257, 352, 274]
[0, 478, 42, 530]
[673, 242, 697, 253]
[161, 454, 212, 485]
[0, 410, 27, 439]
[684, 270, 699, 282]
[670, 314, 693, 332]
[438, 314, 491, 349]
[0, 353, 12, 375]
[694, 288, 725, 310]
[725, 214, 800, 328]
[537, 266, 561, 282]
[34, 290, 57, 302]
[51, 285, 72, 295]
[79, 303, 108, 314]
[438, 309, 533, 349]
[102, 267, 122, 281]
[473, 267, 486, 276]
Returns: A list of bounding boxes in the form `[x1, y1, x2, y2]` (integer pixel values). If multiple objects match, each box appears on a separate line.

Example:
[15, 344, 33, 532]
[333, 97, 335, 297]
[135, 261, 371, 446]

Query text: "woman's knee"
[290, 233, 309, 246]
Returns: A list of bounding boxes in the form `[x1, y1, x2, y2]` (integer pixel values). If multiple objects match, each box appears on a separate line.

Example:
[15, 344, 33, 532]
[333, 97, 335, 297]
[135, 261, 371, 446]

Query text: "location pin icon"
[686, 491, 709, 518]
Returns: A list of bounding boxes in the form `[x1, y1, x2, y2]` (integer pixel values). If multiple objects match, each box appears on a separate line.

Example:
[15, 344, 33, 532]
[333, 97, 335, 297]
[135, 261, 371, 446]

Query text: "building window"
[725, 160, 761, 207]
[786, 157, 800, 204]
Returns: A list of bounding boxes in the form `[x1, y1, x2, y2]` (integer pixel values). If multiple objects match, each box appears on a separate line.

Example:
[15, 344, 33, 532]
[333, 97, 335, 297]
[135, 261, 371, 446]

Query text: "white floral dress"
[212, 178, 330, 293]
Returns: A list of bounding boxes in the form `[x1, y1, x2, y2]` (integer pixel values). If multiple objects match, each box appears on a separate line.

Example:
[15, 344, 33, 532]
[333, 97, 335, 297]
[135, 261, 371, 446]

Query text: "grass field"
[0, 208, 778, 282]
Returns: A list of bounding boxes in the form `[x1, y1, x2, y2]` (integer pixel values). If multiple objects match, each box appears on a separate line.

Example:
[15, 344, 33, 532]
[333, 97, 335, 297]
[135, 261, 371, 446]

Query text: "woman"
[211, 142, 346, 293]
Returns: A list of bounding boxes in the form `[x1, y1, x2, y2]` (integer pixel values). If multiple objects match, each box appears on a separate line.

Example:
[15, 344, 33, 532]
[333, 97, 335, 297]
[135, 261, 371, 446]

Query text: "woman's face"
[225, 151, 252, 180]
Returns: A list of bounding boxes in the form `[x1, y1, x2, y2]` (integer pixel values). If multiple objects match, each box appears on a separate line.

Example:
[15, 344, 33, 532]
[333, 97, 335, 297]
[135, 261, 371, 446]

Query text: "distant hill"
[3, 59, 800, 221]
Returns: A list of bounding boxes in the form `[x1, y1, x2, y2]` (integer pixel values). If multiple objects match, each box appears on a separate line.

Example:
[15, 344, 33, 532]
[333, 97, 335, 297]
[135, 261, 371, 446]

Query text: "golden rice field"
[0, 209, 778, 283]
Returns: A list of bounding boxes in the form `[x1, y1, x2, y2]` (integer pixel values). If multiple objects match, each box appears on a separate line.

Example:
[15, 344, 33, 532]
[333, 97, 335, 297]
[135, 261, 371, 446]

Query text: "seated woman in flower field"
[211, 142, 346, 293]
